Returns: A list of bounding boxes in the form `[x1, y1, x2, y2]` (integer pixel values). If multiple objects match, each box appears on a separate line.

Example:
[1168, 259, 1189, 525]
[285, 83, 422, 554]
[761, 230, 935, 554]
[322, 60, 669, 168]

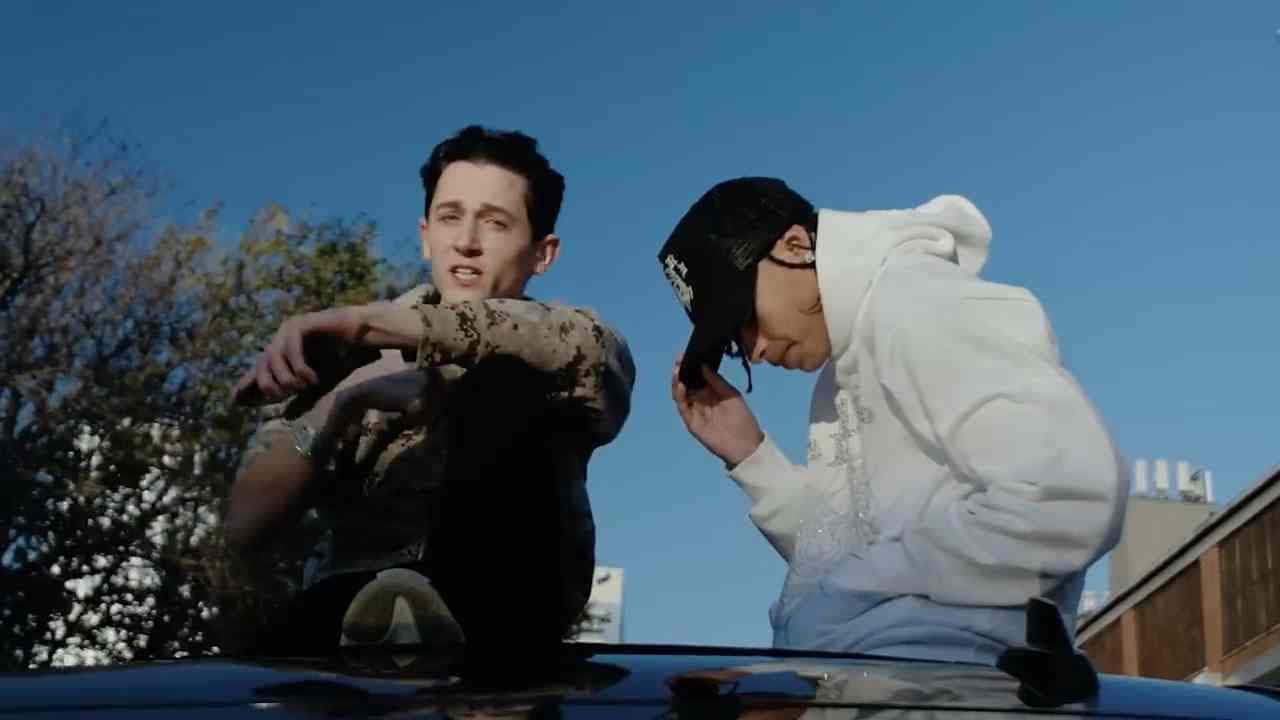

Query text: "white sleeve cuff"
[726, 434, 819, 562]
[728, 434, 795, 502]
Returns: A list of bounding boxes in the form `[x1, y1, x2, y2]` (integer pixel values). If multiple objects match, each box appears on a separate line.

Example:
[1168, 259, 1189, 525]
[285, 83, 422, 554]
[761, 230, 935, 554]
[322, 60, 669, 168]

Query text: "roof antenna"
[996, 597, 1100, 708]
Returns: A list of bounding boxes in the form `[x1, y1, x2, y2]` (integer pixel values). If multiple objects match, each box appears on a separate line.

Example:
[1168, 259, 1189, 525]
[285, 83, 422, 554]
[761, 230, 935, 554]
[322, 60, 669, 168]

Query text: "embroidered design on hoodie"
[836, 384, 877, 549]
[783, 365, 879, 612]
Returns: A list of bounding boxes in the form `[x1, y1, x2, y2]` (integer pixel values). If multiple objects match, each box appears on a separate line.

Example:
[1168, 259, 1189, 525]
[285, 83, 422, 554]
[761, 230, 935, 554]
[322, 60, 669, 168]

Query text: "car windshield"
[4, 4, 1279, 714]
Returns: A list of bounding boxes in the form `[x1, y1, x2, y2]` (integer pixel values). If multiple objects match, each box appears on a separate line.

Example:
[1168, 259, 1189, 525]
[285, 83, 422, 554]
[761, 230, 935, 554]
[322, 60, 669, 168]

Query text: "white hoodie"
[729, 196, 1127, 660]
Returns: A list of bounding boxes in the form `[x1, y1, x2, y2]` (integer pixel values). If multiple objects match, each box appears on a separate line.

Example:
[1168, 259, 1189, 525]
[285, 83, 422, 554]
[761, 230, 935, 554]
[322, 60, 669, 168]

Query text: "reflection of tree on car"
[249, 651, 628, 720]
[2, 644, 1276, 716]
[669, 663, 1036, 720]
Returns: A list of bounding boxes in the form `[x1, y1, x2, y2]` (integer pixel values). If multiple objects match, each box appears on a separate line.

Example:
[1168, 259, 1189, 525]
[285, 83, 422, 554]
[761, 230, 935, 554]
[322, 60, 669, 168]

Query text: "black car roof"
[1, 644, 1277, 718]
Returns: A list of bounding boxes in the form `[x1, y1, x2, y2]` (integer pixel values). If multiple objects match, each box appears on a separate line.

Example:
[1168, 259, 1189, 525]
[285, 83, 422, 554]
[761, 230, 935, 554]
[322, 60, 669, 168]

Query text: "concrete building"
[571, 566, 624, 644]
[1077, 465, 1280, 686]
[1109, 458, 1217, 595]
[1110, 496, 1217, 595]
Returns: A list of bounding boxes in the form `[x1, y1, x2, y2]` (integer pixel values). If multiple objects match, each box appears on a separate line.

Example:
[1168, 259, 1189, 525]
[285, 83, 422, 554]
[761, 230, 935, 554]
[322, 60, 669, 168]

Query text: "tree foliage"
[0, 129, 413, 668]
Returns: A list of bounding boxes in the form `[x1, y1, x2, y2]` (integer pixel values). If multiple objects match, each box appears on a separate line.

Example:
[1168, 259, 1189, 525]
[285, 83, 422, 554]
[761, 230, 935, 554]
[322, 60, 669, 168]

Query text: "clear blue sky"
[6, 1, 1278, 647]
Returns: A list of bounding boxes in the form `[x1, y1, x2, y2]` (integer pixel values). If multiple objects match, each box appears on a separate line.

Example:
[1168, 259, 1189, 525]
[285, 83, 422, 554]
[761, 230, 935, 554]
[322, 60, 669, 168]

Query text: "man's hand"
[312, 369, 434, 461]
[233, 308, 361, 405]
[671, 355, 764, 468]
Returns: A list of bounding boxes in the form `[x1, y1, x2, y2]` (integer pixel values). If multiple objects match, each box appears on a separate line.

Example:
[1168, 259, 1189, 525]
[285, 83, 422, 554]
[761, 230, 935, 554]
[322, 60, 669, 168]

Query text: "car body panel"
[0, 645, 1275, 718]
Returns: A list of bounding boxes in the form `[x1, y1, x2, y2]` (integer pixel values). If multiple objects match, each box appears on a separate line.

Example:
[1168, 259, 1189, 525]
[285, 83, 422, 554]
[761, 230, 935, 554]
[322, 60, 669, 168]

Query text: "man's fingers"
[671, 369, 702, 428]
[267, 341, 305, 394]
[267, 353, 296, 394]
[700, 365, 739, 397]
[255, 354, 282, 399]
[232, 371, 253, 400]
[232, 369, 265, 405]
[672, 374, 689, 410]
[284, 330, 318, 386]
[671, 359, 687, 402]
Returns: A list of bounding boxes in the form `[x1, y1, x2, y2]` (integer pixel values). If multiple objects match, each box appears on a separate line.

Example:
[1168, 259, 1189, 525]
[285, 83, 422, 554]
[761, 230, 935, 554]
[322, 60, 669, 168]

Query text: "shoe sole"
[340, 568, 465, 652]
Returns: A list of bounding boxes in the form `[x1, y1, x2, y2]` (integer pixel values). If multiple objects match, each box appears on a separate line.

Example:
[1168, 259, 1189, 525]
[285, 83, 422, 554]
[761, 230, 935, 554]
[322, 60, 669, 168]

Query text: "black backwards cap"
[658, 177, 815, 392]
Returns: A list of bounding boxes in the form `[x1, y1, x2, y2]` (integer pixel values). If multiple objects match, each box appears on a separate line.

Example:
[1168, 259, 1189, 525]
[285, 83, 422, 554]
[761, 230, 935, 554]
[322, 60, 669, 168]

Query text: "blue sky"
[6, 1, 1278, 647]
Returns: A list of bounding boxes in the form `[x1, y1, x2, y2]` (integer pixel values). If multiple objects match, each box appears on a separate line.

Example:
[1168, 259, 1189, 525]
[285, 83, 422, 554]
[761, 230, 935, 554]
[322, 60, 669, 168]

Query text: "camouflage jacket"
[238, 285, 635, 609]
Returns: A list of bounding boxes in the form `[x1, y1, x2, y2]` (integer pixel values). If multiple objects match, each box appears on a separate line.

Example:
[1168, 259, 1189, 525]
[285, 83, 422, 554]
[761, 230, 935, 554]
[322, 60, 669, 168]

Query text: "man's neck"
[434, 288, 535, 305]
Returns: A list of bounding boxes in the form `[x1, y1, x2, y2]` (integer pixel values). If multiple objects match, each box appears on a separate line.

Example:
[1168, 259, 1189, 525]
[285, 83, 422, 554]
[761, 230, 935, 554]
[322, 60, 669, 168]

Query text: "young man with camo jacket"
[225, 126, 635, 659]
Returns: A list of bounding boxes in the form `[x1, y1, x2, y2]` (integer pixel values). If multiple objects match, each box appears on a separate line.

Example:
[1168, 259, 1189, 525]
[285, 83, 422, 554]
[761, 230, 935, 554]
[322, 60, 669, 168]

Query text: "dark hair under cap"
[658, 177, 815, 391]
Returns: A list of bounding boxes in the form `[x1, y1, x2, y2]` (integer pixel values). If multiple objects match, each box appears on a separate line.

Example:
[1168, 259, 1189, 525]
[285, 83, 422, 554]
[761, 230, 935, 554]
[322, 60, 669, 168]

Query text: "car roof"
[1, 644, 1277, 718]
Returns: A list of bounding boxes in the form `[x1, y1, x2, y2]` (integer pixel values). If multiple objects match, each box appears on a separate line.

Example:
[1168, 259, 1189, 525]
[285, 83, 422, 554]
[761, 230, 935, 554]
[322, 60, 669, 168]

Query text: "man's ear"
[418, 217, 430, 261]
[532, 234, 560, 275]
[774, 224, 816, 264]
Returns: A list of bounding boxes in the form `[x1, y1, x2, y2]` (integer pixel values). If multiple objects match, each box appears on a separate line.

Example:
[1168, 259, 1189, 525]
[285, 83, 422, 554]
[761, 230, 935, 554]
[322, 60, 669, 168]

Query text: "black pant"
[252, 565, 406, 657]
[254, 355, 580, 657]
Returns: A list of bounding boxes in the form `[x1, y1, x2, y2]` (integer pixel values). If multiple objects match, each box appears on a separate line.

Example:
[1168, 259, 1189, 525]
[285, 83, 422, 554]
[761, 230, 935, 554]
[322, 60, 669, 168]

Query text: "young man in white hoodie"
[660, 177, 1127, 664]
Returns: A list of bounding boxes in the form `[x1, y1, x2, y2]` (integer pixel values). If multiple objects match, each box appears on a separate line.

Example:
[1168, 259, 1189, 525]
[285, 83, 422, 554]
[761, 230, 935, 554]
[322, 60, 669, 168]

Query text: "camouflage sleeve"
[414, 299, 635, 444]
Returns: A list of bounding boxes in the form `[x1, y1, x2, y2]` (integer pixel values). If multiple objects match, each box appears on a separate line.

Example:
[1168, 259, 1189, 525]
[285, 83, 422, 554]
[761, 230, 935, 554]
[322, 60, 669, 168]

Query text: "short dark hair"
[419, 125, 565, 241]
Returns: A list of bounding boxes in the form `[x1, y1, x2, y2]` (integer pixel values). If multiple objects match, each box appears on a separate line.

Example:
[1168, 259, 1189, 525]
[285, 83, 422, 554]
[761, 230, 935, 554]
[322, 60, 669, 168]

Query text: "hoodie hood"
[815, 195, 992, 359]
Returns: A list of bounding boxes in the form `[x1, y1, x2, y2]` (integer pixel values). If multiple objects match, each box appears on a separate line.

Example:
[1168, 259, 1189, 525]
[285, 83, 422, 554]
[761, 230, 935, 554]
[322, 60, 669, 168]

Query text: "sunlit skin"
[739, 225, 831, 372]
[419, 160, 559, 303]
[235, 160, 561, 402]
[669, 225, 830, 468]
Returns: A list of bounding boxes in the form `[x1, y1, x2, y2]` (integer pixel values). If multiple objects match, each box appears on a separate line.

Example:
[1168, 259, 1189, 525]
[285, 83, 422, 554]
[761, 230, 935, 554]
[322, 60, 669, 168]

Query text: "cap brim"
[678, 276, 754, 391]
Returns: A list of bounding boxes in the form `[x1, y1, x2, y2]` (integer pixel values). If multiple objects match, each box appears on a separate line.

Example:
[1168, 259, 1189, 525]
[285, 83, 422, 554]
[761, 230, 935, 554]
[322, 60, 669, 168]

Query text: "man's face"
[420, 160, 559, 302]
[739, 227, 831, 372]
